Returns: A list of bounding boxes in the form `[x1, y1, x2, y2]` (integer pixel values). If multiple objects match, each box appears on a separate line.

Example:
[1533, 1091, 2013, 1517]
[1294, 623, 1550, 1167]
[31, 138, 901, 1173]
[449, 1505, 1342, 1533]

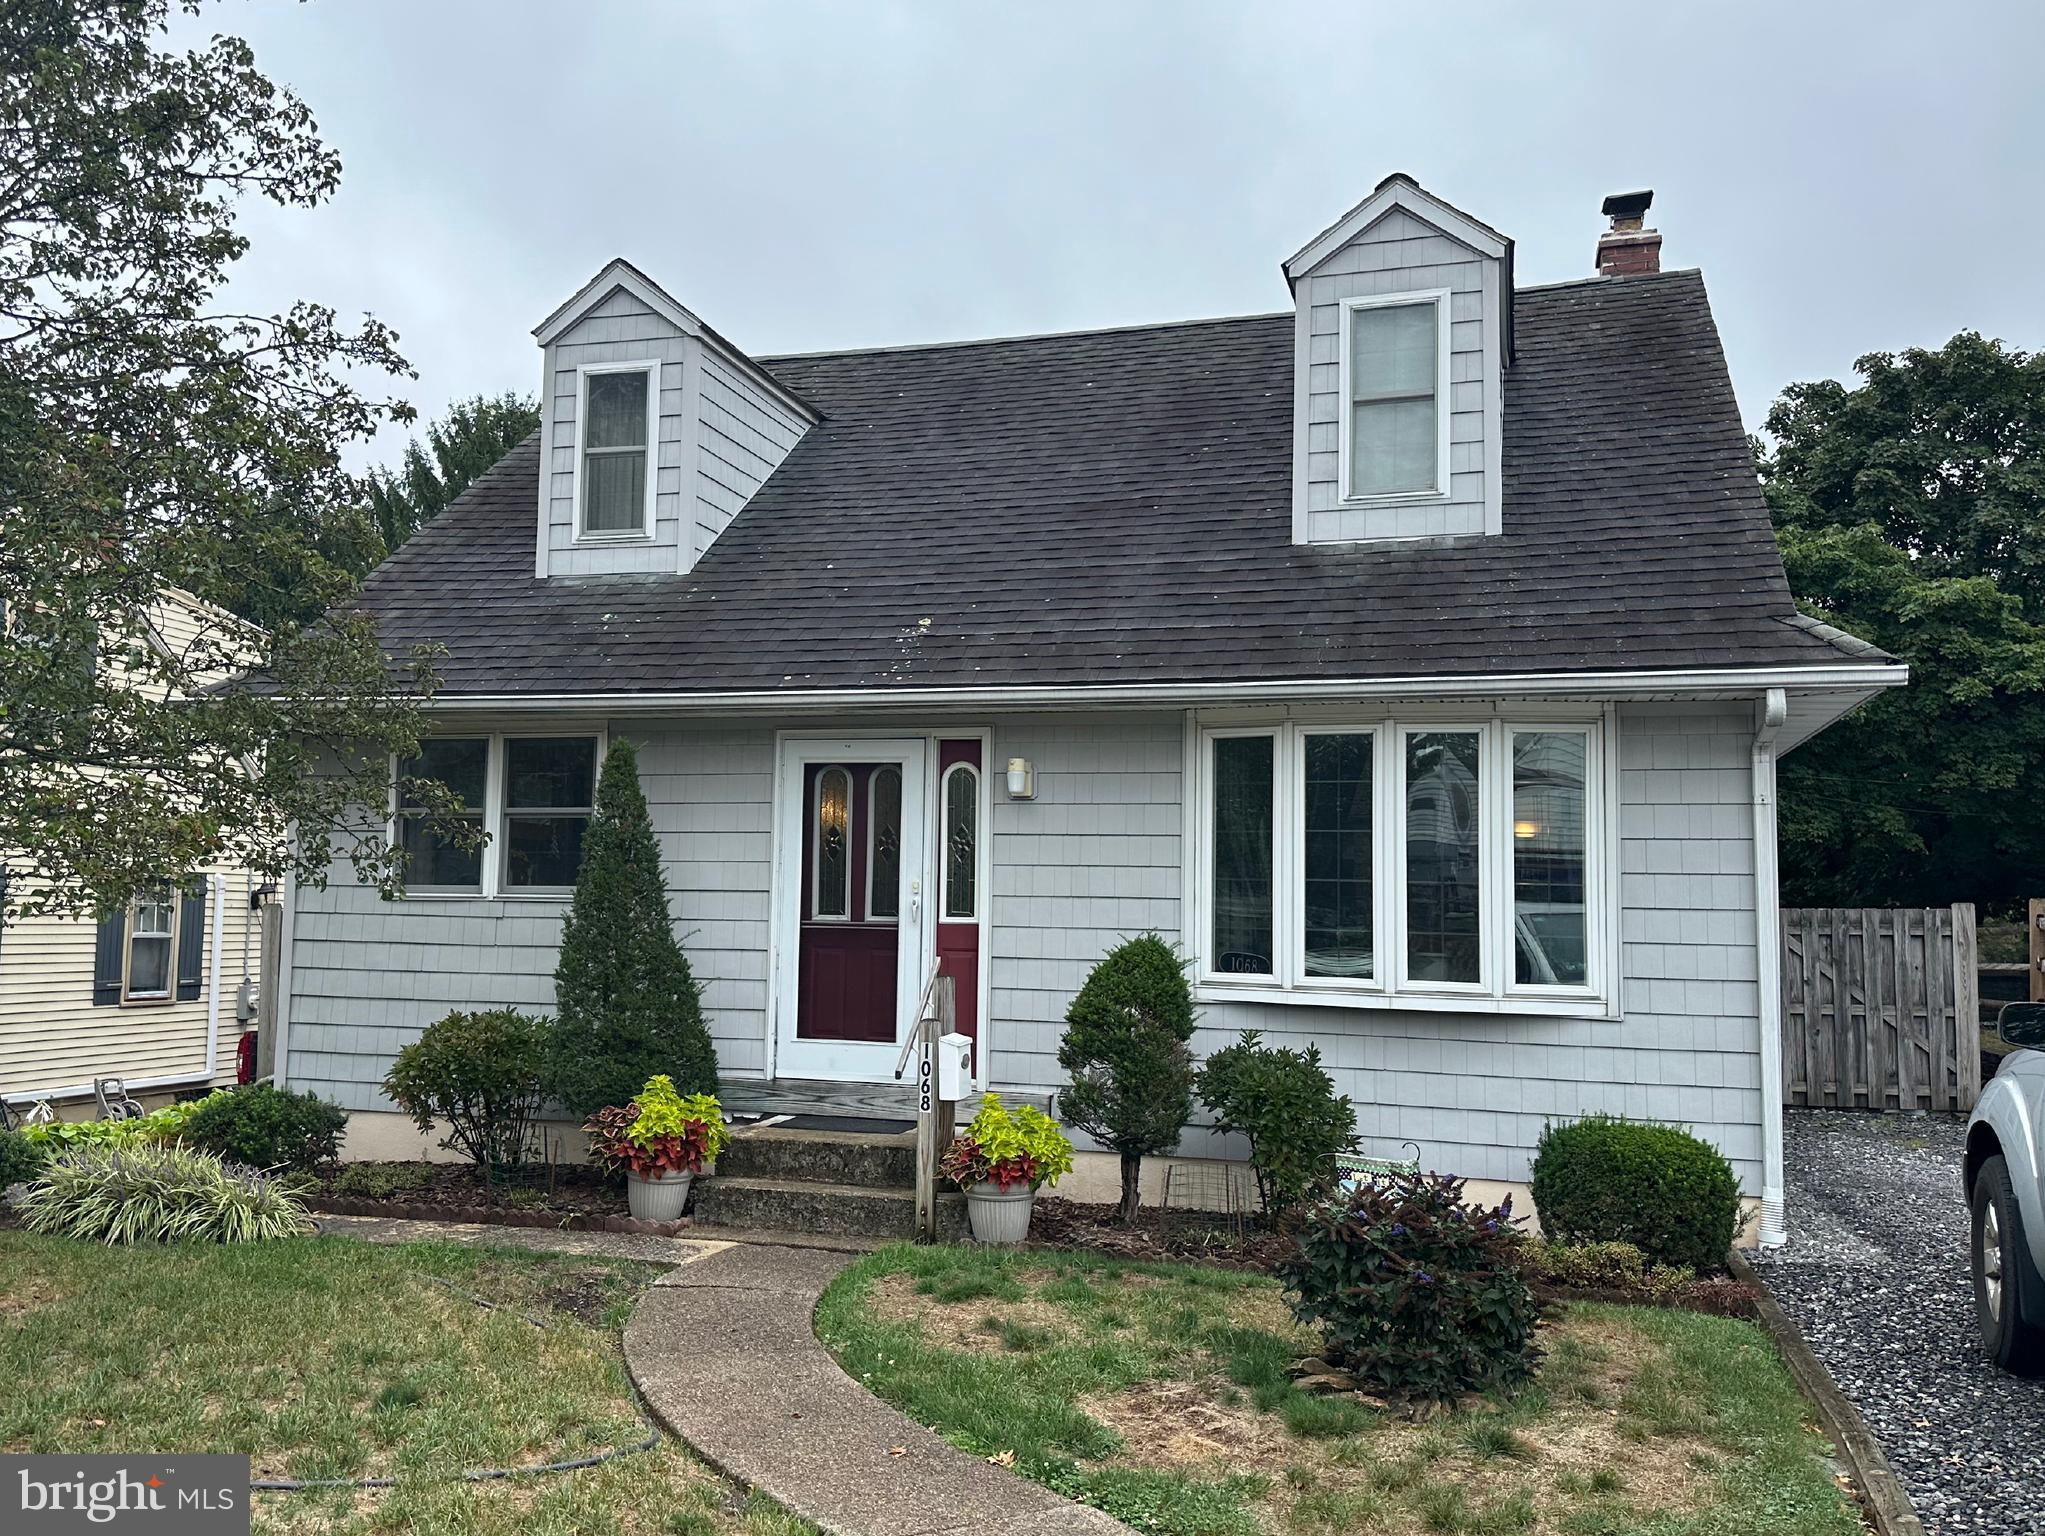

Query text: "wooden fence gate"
[1781, 905, 1981, 1113]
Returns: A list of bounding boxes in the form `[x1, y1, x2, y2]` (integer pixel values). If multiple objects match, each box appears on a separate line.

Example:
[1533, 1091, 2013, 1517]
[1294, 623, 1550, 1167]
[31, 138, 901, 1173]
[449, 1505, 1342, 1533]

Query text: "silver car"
[1966, 1002, 2045, 1373]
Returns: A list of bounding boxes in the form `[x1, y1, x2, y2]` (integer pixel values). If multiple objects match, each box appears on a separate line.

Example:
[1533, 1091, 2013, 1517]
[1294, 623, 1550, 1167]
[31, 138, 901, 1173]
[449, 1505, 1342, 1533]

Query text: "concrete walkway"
[624, 1243, 1131, 1536]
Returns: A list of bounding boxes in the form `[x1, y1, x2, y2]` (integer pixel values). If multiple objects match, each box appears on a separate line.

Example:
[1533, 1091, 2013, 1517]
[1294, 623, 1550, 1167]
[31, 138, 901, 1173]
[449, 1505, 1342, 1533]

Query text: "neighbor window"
[1198, 718, 1606, 1007]
[123, 889, 177, 1002]
[502, 737, 598, 889]
[395, 737, 488, 892]
[1344, 294, 1444, 499]
[578, 364, 655, 536]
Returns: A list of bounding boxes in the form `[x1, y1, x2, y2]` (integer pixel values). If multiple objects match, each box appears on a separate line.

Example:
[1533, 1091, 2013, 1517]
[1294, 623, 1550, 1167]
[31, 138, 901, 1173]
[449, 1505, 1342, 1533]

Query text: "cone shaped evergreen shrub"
[550, 739, 718, 1112]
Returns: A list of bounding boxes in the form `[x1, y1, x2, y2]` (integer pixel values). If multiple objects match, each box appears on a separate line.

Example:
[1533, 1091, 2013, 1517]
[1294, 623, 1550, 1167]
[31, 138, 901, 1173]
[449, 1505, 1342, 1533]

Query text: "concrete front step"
[716, 1126, 918, 1189]
[692, 1174, 968, 1242]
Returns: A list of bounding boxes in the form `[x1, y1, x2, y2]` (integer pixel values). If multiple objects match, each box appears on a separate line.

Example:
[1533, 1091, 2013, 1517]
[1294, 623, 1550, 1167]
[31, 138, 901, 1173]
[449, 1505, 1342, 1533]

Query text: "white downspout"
[204, 872, 226, 1080]
[1752, 687, 1789, 1248]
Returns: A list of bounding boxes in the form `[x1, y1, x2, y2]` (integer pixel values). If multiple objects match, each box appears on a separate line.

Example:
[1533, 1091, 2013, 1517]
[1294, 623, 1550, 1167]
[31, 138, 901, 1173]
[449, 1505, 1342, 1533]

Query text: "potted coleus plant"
[939, 1092, 1074, 1245]
[583, 1075, 730, 1222]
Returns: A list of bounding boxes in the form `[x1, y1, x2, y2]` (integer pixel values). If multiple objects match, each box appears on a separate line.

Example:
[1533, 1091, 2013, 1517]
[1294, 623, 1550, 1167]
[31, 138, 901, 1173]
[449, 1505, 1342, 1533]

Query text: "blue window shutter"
[175, 881, 208, 1002]
[93, 911, 126, 1005]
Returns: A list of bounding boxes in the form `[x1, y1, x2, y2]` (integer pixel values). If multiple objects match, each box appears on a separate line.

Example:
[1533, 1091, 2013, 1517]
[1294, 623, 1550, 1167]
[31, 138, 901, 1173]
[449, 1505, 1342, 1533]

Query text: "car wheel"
[1973, 1154, 2045, 1375]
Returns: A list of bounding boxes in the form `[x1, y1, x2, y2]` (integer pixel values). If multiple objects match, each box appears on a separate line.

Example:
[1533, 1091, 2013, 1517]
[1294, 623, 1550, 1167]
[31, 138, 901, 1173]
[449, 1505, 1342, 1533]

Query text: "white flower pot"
[627, 1169, 693, 1223]
[965, 1184, 1035, 1245]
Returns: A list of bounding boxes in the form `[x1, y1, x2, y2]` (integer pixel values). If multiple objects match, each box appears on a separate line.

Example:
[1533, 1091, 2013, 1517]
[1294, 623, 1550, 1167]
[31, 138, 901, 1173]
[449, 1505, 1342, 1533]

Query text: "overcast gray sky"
[181, 0, 2045, 469]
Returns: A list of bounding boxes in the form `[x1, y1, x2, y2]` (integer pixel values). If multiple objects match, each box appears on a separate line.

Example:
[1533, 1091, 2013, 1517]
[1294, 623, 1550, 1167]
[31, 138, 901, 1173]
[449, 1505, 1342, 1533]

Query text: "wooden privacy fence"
[1782, 904, 1981, 1113]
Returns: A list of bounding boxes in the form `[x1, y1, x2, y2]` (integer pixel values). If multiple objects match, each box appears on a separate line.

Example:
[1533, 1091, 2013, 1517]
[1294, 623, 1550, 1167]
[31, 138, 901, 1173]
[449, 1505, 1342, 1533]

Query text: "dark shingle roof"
[358, 270, 1878, 697]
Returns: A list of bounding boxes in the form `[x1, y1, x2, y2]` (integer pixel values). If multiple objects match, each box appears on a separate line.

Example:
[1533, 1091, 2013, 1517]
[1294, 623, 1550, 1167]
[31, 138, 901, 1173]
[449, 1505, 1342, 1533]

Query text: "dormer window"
[576, 361, 658, 538]
[1341, 291, 1450, 501]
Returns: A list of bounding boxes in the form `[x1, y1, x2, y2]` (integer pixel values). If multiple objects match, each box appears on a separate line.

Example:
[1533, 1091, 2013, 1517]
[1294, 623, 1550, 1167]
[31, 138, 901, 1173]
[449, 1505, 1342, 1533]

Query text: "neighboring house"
[1, 589, 265, 1112]
[274, 178, 1904, 1240]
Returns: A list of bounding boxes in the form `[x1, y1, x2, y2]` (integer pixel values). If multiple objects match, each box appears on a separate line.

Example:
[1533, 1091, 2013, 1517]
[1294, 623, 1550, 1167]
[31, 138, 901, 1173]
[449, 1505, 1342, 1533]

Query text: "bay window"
[1196, 716, 1608, 1010]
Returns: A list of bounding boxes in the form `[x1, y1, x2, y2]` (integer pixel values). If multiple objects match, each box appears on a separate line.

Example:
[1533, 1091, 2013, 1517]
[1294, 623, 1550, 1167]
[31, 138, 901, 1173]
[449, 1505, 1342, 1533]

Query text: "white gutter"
[406, 661, 1906, 717]
[1752, 686, 1789, 1248]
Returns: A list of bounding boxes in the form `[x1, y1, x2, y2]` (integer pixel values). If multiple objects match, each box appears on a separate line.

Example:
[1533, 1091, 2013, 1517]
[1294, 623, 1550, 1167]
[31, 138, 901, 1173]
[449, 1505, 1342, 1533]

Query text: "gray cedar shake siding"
[284, 701, 1765, 1190]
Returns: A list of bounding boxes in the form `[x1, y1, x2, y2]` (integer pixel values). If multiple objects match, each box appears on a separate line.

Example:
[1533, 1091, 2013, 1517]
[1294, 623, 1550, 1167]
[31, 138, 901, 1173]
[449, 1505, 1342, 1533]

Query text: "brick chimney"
[1595, 190, 1660, 277]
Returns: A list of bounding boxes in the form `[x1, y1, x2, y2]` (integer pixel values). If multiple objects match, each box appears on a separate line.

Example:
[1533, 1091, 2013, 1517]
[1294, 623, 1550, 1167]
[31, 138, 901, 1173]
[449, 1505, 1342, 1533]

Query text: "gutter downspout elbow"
[1753, 687, 1789, 1248]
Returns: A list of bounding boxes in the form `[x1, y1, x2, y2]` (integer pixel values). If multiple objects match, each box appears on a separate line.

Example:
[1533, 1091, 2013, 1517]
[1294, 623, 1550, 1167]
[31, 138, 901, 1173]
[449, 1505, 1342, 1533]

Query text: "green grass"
[817, 1245, 1862, 1536]
[0, 1230, 810, 1536]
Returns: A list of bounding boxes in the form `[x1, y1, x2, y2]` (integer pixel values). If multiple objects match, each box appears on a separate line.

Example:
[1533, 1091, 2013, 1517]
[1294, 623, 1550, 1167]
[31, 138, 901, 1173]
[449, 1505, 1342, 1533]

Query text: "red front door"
[934, 740, 982, 1066]
[796, 762, 904, 1043]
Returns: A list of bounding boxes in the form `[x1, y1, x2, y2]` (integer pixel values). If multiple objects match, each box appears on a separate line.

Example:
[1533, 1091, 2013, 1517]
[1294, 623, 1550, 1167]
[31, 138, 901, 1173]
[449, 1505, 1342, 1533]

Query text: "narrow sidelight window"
[1211, 735, 1275, 975]
[124, 890, 176, 1001]
[580, 367, 652, 534]
[942, 764, 978, 920]
[1404, 730, 1481, 985]
[1302, 731, 1375, 979]
[1512, 731, 1590, 987]
[502, 738, 598, 889]
[1347, 299, 1440, 498]
[868, 766, 903, 921]
[813, 766, 851, 920]
[396, 737, 488, 892]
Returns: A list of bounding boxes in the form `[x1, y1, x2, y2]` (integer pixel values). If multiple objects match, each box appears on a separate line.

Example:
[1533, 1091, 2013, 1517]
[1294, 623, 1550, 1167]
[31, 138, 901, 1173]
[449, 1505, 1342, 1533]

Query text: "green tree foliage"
[1758, 332, 2045, 907]
[0, 0, 441, 918]
[1056, 933, 1196, 1222]
[550, 740, 719, 1113]
[366, 392, 540, 555]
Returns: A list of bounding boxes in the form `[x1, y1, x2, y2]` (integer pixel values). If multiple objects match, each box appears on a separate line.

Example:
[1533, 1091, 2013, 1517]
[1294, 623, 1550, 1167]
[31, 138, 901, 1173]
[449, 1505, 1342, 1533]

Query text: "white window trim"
[389, 731, 607, 900]
[1336, 289, 1452, 507]
[1189, 709, 1617, 1018]
[571, 359, 660, 542]
[121, 890, 178, 1005]
[865, 764, 902, 925]
[938, 761, 980, 922]
[810, 764, 853, 922]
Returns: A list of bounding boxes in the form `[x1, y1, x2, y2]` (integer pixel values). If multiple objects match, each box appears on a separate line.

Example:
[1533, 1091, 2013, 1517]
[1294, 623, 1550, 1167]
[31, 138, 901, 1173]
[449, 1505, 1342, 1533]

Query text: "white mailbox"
[936, 1032, 974, 1102]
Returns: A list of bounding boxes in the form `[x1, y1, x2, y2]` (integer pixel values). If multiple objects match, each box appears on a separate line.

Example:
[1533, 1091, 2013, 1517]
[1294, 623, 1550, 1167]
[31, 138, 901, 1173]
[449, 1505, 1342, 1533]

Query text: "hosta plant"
[583, 1075, 730, 1178]
[939, 1093, 1076, 1192]
[18, 1089, 234, 1155]
[20, 1143, 316, 1245]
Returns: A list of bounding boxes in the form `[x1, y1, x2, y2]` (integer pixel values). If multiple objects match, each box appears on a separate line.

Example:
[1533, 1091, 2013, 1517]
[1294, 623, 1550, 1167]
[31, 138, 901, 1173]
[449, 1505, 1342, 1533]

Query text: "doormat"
[767, 1113, 915, 1136]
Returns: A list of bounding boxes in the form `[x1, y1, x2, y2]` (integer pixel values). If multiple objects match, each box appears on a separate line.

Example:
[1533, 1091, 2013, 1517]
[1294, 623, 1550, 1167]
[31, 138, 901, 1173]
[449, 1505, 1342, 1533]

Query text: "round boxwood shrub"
[384, 1008, 550, 1171]
[1529, 1114, 1741, 1272]
[184, 1083, 348, 1172]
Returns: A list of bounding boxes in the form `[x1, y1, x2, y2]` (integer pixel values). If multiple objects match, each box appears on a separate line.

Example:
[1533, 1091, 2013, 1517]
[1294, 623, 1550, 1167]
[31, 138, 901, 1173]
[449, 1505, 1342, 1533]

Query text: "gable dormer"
[1284, 175, 1512, 546]
[531, 259, 818, 578]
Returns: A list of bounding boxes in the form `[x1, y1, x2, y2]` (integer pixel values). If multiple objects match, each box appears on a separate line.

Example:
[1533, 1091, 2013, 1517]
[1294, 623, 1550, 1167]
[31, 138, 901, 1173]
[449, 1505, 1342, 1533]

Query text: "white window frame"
[810, 764, 854, 923]
[572, 359, 660, 542]
[866, 764, 903, 925]
[1337, 290, 1452, 506]
[938, 761, 980, 923]
[389, 730, 607, 900]
[122, 889, 178, 1004]
[1190, 710, 1616, 1017]
[499, 735, 605, 895]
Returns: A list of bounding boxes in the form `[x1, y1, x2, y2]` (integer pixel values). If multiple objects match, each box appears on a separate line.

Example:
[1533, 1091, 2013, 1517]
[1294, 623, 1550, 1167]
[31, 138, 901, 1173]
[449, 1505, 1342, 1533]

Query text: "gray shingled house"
[276, 177, 1902, 1242]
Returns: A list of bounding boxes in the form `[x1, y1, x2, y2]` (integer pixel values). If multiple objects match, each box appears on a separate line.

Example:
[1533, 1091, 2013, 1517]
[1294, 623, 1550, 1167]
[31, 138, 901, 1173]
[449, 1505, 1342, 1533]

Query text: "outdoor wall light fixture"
[1006, 756, 1036, 800]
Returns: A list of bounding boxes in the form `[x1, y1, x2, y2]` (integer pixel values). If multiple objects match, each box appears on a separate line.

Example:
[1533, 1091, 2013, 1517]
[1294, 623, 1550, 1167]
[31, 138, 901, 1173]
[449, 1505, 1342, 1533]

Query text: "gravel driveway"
[1755, 1110, 2045, 1535]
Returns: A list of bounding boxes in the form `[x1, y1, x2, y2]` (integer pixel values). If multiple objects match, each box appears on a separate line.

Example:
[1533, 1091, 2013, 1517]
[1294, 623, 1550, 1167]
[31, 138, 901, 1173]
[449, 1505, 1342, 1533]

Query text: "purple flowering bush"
[1279, 1171, 1540, 1400]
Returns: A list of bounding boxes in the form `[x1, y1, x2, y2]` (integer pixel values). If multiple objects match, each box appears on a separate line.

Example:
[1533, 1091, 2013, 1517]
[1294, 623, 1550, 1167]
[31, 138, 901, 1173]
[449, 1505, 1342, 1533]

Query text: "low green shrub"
[1529, 1114, 1741, 1273]
[183, 1084, 347, 1171]
[0, 1127, 46, 1186]
[328, 1161, 435, 1199]
[1520, 1238, 1696, 1303]
[1196, 1031, 1358, 1219]
[384, 1008, 550, 1170]
[19, 1143, 316, 1243]
[1281, 1171, 1538, 1401]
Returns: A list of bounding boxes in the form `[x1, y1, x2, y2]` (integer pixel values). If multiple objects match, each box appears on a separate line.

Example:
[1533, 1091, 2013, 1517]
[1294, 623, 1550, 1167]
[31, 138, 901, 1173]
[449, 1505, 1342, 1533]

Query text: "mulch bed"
[306, 1160, 690, 1236]
[1026, 1196, 1297, 1270]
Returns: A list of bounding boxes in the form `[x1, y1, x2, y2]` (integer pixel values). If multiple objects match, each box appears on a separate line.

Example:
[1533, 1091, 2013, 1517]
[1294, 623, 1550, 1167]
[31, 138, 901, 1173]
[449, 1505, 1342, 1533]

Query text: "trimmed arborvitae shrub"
[1282, 1172, 1539, 1401]
[1196, 1030, 1358, 1220]
[1056, 933, 1197, 1222]
[183, 1083, 348, 1172]
[550, 739, 718, 1114]
[1530, 1114, 1742, 1273]
[384, 1008, 550, 1170]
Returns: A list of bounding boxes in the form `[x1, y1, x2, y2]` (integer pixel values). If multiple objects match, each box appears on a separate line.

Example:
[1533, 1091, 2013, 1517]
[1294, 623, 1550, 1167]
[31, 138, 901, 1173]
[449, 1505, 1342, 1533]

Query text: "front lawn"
[0, 1231, 809, 1536]
[815, 1245, 1862, 1536]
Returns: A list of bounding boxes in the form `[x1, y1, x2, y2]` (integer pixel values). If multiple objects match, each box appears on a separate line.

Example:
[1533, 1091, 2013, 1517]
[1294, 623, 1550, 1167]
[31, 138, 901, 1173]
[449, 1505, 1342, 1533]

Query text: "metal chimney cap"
[1600, 189, 1654, 222]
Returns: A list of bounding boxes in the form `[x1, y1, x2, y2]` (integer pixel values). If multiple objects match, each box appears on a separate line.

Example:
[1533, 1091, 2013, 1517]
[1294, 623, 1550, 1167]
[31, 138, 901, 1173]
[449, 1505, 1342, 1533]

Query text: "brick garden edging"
[307, 1194, 690, 1239]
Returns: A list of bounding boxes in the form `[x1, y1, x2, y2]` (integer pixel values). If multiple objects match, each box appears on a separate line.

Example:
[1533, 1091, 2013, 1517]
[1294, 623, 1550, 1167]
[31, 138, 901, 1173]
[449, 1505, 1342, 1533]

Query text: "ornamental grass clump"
[1281, 1171, 1539, 1402]
[939, 1092, 1075, 1192]
[20, 1143, 315, 1245]
[583, 1075, 730, 1179]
